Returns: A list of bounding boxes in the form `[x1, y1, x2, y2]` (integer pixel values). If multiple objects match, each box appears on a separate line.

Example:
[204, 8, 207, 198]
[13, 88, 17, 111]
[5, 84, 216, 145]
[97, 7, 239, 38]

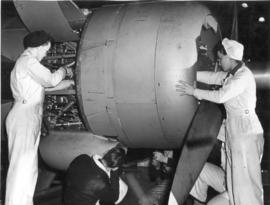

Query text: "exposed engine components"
[42, 42, 77, 70]
[42, 42, 85, 132]
[43, 95, 85, 131]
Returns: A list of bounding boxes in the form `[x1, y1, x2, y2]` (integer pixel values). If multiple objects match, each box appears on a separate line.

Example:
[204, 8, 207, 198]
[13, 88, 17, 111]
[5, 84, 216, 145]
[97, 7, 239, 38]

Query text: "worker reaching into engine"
[5, 30, 74, 205]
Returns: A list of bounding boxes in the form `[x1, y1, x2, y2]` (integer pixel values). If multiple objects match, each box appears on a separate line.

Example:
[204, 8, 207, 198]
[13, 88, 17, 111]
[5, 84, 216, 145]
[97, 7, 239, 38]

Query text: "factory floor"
[33, 167, 165, 205]
[32, 136, 269, 205]
[33, 164, 269, 205]
[0, 145, 269, 205]
[0, 130, 269, 205]
[1, 132, 269, 205]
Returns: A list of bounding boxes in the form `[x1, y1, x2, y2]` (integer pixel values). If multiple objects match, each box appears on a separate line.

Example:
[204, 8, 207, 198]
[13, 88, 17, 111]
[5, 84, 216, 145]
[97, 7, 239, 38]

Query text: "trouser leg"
[207, 192, 230, 205]
[190, 163, 226, 202]
[5, 154, 37, 205]
[5, 135, 40, 205]
[227, 133, 264, 205]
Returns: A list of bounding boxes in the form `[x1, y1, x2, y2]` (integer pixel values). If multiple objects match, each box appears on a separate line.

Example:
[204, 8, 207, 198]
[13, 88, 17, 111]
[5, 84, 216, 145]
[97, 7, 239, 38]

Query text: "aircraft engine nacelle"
[75, 2, 220, 148]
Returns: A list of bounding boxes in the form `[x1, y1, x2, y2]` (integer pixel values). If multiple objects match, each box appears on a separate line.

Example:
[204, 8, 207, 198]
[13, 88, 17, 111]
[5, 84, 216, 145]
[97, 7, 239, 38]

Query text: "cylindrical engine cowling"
[76, 2, 220, 148]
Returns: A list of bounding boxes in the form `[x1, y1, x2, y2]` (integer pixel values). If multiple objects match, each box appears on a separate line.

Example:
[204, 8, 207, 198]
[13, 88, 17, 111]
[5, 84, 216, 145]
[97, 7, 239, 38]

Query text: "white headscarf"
[222, 38, 244, 61]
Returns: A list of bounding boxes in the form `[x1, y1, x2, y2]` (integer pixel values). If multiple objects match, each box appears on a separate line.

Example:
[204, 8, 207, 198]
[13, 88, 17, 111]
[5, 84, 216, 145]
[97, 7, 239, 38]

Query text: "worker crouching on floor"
[5, 30, 74, 205]
[176, 38, 264, 205]
[63, 145, 128, 205]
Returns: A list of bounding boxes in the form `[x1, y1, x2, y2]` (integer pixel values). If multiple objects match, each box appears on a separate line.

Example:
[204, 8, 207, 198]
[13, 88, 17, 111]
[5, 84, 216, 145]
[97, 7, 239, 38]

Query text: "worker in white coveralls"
[175, 38, 264, 205]
[5, 30, 74, 205]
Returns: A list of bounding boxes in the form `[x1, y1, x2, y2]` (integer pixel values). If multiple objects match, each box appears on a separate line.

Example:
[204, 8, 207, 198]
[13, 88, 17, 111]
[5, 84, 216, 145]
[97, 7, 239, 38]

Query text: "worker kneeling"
[63, 146, 128, 205]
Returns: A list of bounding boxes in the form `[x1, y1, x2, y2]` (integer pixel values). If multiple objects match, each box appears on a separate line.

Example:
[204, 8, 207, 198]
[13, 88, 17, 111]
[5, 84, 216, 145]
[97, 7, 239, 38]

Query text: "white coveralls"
[192, 64, 264, 205]
[5, 49, 65, 205]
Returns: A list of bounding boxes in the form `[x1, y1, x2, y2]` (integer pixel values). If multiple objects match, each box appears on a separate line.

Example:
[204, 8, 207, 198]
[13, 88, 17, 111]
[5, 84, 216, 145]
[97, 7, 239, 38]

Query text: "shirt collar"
[229, 61, 243, 76]
[93, 155, 111, 177]
[22, 48, 39, 61]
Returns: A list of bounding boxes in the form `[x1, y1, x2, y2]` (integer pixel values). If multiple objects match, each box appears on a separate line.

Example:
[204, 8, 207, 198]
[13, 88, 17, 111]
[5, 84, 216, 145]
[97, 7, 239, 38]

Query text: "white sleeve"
[27, 58, 66, 87]
[115, 178, 128, 204]
[197, 71, 227, 85]
[194, 71, 249, 103]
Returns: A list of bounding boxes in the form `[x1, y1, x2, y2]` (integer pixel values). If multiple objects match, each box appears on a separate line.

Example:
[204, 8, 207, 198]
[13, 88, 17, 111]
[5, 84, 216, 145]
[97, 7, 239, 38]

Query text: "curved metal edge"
[75, 16, 93, 131]
[13, 1, 80, 42]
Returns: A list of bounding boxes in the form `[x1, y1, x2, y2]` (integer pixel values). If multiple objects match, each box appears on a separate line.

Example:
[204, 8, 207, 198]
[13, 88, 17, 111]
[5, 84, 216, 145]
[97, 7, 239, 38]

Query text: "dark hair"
[23, 30, 54, 49]
[213, 40, 227, 60]
[102, 147, 126, 168]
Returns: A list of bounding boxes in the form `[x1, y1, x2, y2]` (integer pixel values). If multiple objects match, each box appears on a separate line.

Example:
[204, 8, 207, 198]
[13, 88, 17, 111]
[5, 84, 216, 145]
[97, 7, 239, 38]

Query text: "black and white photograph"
[1, 1, 270, 205]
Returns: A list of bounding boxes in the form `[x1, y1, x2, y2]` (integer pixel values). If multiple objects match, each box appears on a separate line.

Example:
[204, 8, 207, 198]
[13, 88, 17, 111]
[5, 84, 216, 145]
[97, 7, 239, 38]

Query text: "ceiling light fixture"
[241, 3, 248, 8]
[258, 17, 265, 23]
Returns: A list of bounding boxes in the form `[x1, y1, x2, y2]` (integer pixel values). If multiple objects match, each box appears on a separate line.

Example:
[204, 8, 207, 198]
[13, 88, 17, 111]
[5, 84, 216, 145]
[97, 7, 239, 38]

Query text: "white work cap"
[222, 38, 244, 61]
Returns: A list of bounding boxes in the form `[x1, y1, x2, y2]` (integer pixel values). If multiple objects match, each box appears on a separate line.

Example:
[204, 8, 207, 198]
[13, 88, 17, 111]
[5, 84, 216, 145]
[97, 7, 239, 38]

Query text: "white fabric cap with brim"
[222, 38, 244, 61]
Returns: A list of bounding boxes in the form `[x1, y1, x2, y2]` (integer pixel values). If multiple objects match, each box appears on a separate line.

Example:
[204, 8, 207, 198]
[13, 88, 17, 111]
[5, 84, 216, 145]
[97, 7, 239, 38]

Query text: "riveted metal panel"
[116, 103, 170, 148]
[77, 5, 127, 136]
[106, 98, 130, 145]
[114, 4, 162, 103]
[155, 3, 213, 145]
[111, 4, 165, 147]
[79, 47, 105, 94]
[86, 112, 118, 136]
